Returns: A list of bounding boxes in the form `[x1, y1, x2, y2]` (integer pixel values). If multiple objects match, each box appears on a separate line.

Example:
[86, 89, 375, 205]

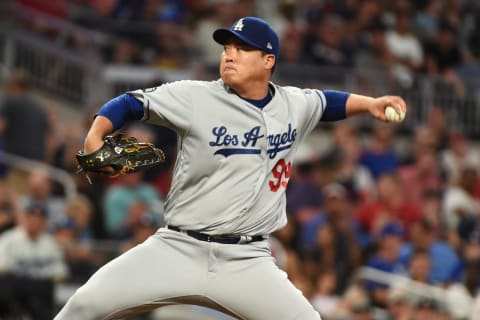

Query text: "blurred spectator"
[103, 174, 163, 239]
[357, 173, 422, 236]
[286, 151, 330, 225]
[411, 298, 448, 320]
[283, 248, 303, 282]
[0, 177, 20, 234]
[419, 190, 444, 241]
[299, 182, 351, 251]
[424, 107, 450, 152]
[385, 285, 414, 320]
[414, 0, 442, 42]
[411, 125, 440, 158]
[444, 277, 474, 320]
[150, 16, 193, 68]
[0, 71, 51, 193]
[53, 217, 104, 284]
[235, 0, 255, 19]
[70, 0, 117, 39]
[0, 201, 68, 320]
[364, 222, 407, 307]
[303, 188, 362, 293]
[310, 268, 340, 317]
[443, 166, 479, 236]
[14, 0, 68, 39]
[355, 18, 396, 95]
[291, 274, 315, 304]
[464, 6, 480, 63]
[15, 0, 67, 19]
[107, 36, 143, 64]
[0, 201, 68, 279]
[65, 194, 95, 242]
[407, 248, 432, 284]
[52, 193, 102, 282]
[424, 19, 465, 97]
[52, 121, 85, 173]
[273, 216, 301, 252]
[472, 295, 480, 320]
[440, 130, 480, 185]
[352, 0, 382, 33]
[19, 168, 67, 230]
[442, 0, 463, 30]
[278, 26, 304, 65]
[350, 304, 375, 320]
[193, 0, 239, 67]
[400, 219, 461, 284]
[119, 213, 159, 253]
[461, 228, 480, 295]
[332, 123, 375, 203]
[276, 1, 305, 65]
[109, 0, 146, 21]
[302, 14, 355, 67]
[385, 12, 424, 88]
[359, 123, 399, 180]
[397, 146, 443, 205]
[329, 283, 372, 320]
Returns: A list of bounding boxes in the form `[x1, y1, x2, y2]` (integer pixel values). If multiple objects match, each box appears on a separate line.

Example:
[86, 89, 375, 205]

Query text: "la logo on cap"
[233, 19, 244, 31]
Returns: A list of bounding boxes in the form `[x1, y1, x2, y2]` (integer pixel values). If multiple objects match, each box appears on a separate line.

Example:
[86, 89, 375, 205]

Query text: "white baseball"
[385, 106, 405, 123]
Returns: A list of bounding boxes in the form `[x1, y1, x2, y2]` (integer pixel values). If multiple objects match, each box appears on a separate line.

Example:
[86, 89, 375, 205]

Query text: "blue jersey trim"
[320, 90, 350, 121]
[214, 148, 262, 157]
[96, 93, 144, 131]
[238, 84, 274, 109]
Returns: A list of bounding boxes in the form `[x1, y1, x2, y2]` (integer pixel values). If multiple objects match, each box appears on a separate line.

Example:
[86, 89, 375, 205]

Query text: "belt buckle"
[238, 236, 251, 244]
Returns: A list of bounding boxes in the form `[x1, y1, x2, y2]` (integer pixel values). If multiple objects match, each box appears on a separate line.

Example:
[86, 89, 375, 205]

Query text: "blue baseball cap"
[379, 222, 404, 238]
[213, 17, 279, 58]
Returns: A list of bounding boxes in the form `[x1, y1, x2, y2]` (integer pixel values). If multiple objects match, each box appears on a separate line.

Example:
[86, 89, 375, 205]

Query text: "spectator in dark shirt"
[359, 123, 399, 180]
[302, 14, 355, 67]
[0, 72, 51, 194]
[424, 20, 465, 97]
[399, 219, 461, 285]
[0, 72, 50, 162]
[364, 222, 407, 308]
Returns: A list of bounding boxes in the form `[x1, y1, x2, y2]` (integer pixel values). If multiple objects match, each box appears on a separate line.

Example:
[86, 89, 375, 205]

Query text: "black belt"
[167, 225, 265, 244]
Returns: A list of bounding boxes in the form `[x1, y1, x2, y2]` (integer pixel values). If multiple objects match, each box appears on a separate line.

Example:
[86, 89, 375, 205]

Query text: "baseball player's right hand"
[369, 95, 407, 122]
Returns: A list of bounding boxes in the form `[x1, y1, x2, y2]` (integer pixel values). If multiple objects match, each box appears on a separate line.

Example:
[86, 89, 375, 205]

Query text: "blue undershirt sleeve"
[96, 93, 144, 131]
[320, 90, 350, 121]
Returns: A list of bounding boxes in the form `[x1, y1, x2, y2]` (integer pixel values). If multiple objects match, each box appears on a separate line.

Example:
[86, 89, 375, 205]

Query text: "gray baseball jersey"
[55, 79, 326, 320]
[131, 79, 325, 235]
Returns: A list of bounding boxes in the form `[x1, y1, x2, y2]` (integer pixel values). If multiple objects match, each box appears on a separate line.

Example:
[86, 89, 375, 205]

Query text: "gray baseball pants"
[54, 228, 321, 320]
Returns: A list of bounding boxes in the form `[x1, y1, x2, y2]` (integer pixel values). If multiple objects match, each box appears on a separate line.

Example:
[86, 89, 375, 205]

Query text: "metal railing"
[355, 267, 474, 319]
[0, 150, 77, 200]
[0, 27, 103, 106]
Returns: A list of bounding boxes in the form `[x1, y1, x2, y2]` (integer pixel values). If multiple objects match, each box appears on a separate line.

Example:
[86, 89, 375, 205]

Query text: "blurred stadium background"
[0, 0, 479, 319]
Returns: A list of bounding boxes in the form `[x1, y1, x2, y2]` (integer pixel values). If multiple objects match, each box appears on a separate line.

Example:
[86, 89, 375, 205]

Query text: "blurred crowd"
[10, 0, 480, 90]
[1, 0, 480, 319]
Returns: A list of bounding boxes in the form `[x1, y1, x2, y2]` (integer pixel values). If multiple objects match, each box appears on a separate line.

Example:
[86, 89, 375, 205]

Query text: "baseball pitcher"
[55, 16, 407, 320]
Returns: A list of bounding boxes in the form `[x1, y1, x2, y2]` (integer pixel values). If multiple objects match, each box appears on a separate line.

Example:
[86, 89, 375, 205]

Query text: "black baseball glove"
[76, 134, 165, 180]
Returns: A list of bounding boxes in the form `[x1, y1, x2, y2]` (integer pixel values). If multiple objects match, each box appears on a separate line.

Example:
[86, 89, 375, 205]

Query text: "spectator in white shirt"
[0, 201, 68, 320]
[385, 13, 424, 87]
